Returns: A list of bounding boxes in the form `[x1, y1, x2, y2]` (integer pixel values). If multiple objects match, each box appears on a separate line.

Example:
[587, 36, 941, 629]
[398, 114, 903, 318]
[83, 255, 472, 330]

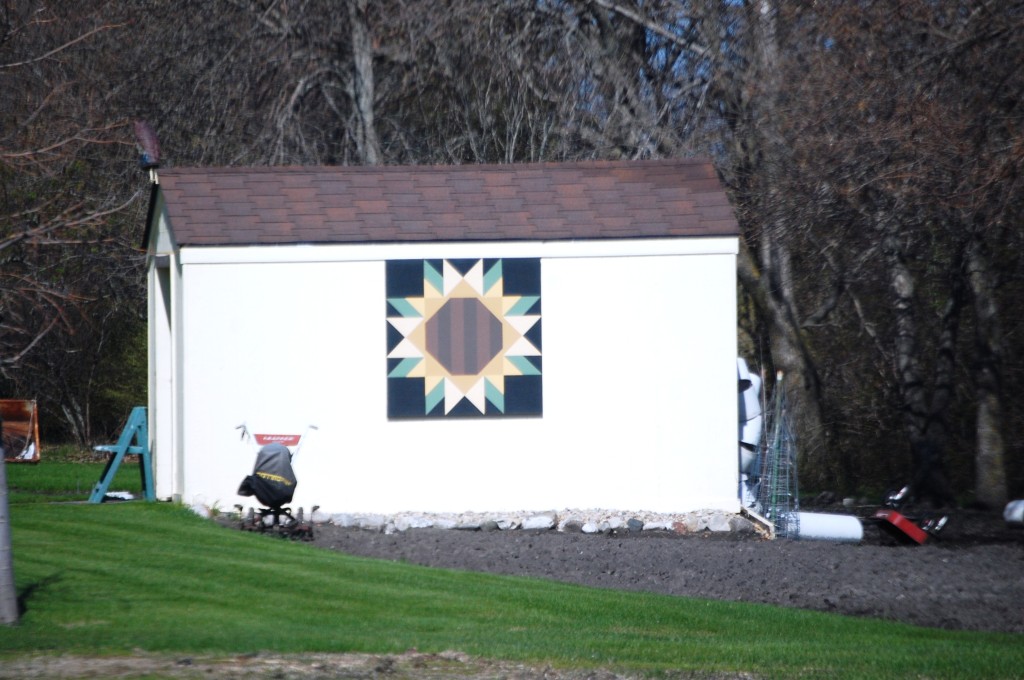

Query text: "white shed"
[143, 159, 741, 516]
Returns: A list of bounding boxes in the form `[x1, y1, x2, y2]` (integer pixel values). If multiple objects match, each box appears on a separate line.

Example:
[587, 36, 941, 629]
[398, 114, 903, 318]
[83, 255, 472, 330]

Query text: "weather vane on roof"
[133, 120, 161, 184]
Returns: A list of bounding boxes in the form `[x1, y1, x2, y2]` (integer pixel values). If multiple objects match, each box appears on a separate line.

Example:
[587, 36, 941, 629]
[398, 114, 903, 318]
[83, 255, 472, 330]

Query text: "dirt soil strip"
[314, 508, 1024, 635]
[0, 650, 753, 679]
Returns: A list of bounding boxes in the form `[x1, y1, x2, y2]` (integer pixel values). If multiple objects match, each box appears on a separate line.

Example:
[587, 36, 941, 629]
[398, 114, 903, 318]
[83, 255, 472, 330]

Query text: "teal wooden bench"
[88, 406, 155, 503]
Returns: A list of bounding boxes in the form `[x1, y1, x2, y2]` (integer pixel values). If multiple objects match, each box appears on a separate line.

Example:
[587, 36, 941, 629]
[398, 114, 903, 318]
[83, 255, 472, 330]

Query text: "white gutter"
[178, 237, 739, 266]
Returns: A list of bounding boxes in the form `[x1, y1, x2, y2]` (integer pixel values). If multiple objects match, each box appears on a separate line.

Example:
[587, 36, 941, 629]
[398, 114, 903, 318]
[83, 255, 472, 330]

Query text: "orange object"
[0, 399, 41, 463]
[874, 508, 929, 544]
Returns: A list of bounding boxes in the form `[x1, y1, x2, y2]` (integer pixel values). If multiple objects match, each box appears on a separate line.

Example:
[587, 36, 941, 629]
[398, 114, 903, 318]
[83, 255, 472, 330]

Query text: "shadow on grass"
[17, 573, 62, 617]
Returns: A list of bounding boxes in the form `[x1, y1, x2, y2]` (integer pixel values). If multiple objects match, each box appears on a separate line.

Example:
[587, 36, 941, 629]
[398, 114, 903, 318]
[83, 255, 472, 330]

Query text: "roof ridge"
[158, 157, 715, 175]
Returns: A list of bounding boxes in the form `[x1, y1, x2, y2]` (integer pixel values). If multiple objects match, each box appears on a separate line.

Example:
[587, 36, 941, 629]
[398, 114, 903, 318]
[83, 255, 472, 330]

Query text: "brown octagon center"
[425, 298, 503, 375]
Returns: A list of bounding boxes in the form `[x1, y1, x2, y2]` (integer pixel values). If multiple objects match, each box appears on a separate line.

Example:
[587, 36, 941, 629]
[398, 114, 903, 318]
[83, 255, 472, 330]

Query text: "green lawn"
[5, 446, 144, 504]
[0, 502, 1020, 678]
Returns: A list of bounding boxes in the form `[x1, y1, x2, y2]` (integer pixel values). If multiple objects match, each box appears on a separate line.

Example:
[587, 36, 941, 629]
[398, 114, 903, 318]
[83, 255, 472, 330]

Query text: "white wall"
[170, 239, 739, 515]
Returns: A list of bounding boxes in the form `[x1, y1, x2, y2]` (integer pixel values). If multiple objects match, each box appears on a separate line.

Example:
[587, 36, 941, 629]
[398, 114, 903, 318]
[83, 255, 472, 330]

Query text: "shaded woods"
[1, 0, 1021, 505]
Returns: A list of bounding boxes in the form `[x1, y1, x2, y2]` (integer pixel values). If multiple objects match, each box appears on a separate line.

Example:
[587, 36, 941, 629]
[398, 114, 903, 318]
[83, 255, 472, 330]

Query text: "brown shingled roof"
[151, 159, 738, 247]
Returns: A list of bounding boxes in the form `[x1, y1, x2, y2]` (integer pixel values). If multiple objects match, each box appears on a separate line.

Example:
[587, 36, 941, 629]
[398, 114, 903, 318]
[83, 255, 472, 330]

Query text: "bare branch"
[585, 0, 709, 58]
[0, 316, 61, 367]
[0, 190, 142, 253]
[0, 22, 124, 70]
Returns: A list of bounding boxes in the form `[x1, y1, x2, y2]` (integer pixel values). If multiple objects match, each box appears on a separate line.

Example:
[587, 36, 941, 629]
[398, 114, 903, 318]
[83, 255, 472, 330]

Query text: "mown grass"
[1, 502, 1021, 679]
[5, 445, 143, 503]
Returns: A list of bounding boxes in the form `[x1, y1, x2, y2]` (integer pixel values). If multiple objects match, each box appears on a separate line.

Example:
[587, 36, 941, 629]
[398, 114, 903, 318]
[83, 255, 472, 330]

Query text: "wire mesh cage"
[756, 373, 800, 538]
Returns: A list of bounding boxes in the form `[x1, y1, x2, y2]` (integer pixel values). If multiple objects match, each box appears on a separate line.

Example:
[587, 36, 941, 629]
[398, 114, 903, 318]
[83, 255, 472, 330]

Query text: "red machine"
[873, 486, 947, 544]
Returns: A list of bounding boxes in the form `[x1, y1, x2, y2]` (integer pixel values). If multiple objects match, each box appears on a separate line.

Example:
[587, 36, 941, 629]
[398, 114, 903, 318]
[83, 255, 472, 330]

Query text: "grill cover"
[238, 443, 296, 508]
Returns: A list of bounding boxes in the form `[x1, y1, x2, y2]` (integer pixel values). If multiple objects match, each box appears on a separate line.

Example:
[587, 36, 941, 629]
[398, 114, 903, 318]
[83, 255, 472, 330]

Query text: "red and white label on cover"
[254, 434, 302, 446]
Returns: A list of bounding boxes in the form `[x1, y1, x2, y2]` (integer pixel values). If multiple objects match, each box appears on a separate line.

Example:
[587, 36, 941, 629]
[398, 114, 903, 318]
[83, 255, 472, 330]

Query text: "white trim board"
[177, 237, 739, 265]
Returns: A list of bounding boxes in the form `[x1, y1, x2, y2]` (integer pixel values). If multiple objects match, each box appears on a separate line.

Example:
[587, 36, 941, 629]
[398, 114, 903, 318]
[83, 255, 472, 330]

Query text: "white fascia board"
[149, 195, 178, 255]
[178, 237, 738, 265]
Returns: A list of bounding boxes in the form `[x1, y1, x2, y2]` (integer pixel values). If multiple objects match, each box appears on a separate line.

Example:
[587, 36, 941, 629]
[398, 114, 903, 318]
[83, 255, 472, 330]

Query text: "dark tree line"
[0, 1, 146, 443]
[1, 0, 1021, 506]
[758, 2, 1024, 508]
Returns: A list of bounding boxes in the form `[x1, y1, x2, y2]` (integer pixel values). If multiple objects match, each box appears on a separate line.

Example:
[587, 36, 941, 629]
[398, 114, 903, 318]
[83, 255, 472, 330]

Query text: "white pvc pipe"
[737, 358, 763, 475]
[793, 512, 863, 542]
[1005, 500, 1024, 524]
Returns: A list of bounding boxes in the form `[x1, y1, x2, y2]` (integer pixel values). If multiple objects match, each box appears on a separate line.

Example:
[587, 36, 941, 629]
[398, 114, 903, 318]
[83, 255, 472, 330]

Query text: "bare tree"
[766, 0, 1023, 504]
[0, 4, 135, 376]
[0, 0, 133, 625]
[1, 1, 147, 441]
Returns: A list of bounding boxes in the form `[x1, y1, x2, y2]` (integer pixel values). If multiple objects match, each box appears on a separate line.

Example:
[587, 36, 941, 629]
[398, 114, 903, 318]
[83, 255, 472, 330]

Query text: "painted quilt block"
[387, 258, 542, 418]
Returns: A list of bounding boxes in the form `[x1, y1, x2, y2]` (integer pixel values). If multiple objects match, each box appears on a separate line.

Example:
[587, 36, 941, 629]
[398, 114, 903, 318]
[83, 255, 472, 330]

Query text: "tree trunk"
[882, 225, 955, 506]
[965, 237, 1008, 509]
[726, 1, 830, 491]
[0, 458, 18, 625]
[349, 0, 381, 166]
[737, 238, 829, 488]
